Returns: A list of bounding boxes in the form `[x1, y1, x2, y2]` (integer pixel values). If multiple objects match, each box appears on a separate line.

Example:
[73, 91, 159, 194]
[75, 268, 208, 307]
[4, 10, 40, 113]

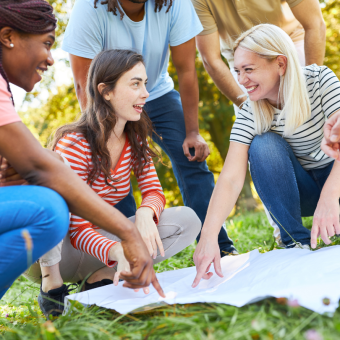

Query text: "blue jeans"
[0, 186, 69, 299]
[248, 132, 334, 247]
[115, 90, 236, 255]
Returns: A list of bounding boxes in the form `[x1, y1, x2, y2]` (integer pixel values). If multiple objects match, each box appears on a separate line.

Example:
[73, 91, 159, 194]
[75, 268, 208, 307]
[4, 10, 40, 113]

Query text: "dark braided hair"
[0, 0, 57, 102]
[94, 0, 173, 20]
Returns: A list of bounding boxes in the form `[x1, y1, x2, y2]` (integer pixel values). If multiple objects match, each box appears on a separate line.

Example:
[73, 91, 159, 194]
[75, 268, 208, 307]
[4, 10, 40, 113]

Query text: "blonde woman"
[192, 24, 340, 287]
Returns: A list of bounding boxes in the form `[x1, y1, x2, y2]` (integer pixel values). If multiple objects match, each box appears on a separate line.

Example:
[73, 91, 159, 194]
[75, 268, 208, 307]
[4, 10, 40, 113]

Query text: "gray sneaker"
[290, 243, 311, 250]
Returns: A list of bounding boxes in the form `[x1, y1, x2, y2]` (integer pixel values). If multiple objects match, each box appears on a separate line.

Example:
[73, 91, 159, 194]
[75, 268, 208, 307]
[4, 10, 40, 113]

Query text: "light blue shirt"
[62, 0, 203, 101]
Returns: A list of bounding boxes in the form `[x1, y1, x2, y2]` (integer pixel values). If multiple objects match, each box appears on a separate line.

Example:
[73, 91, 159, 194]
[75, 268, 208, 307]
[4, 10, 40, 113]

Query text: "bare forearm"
[201, 174, 243, 239]
[304, 27, 326, 66]
[204, 59, 245, 106]
[320, 162, 340, 199]
[75, 83, 87, 111]
[177, 69, 200, 134]
[0, 125, 138, 242]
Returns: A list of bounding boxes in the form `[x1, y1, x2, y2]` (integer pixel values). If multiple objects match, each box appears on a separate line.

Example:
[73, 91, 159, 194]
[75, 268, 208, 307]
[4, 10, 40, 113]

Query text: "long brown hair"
[51, 49, 159, 189]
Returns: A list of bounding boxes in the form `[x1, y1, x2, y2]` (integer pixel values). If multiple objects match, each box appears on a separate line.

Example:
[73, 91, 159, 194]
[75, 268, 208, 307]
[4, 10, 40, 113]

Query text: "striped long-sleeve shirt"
[55, 132, 166, 267]
[230, 64, 340, 170]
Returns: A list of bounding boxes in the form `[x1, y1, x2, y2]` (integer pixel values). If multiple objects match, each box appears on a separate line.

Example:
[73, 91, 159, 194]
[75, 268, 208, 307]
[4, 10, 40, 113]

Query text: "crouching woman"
[24, 50, 201, 317]
[192, 24, 340, 287]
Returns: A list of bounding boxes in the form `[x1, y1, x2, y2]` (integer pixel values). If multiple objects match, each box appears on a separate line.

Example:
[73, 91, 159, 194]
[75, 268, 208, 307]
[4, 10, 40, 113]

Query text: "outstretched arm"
[311, 161, 340, 248]
[0, 122, 164, 296]
[291, 0, 326, 66]
[192, 141, 249, 287]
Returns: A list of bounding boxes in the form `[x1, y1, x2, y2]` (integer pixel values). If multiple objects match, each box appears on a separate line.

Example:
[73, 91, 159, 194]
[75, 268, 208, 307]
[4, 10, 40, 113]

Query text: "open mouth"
[36, 68, 46, 76]
[246, 85, 259, 94]
[133, 104, 144, 113]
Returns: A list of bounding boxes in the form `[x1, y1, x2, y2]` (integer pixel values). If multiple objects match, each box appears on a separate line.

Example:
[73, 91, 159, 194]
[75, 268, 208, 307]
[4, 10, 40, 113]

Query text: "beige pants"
[24, 207, 201, 284]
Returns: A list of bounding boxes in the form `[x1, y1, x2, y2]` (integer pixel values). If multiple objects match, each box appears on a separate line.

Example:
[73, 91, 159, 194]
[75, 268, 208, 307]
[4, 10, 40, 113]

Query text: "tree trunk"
[207, 114, 257, 211]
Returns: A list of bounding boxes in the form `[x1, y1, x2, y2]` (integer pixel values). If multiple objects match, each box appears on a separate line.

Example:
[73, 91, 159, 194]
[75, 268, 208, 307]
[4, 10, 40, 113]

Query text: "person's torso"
[264, 66, 331, 169]
[202, 0, 304, 64]
[91, 0, 174, 101]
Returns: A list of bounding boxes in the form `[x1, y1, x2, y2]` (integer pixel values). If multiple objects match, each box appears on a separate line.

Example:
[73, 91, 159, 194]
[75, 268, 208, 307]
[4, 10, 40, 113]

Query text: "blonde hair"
[233, 24, 311, 136]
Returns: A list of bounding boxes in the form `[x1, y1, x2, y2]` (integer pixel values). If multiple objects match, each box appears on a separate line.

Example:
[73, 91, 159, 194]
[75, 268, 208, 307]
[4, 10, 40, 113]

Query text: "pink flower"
[287, 299, 299, 307]
[304, 329, 323, 340]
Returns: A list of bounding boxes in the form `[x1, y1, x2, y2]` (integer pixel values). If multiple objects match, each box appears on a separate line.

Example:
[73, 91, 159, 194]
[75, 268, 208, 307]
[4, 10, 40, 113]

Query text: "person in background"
[23, 50, 201, 318]
[0, 0, 164, 310]
[191, 0, 326, 246]
[192, 24, 340, 288]
[61, 0, 237, 257]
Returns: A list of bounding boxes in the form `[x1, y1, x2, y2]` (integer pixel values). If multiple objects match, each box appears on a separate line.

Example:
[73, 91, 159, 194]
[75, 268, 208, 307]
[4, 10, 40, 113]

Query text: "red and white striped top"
[55, 132, 166, 267]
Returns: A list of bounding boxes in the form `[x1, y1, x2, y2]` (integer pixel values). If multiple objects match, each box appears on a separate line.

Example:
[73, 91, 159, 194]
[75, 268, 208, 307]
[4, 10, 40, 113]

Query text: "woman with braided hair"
[0, 0, 164, 310]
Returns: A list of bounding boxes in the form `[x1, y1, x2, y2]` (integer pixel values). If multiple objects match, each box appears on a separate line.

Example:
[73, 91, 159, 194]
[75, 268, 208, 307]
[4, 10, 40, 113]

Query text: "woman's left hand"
[0, 157, 27, 186]
[135, 207, 165, 259]
[311, 195, 340, 248]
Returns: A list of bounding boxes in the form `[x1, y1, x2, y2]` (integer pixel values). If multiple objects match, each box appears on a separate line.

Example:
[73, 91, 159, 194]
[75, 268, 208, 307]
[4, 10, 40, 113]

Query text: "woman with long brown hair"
[24, 49, 201, 318]
[0, 0, 164, 318]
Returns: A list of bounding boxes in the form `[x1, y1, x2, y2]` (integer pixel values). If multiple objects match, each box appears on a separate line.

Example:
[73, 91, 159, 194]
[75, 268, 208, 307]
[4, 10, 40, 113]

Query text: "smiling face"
[0, 27, 55, 92]
[101, 62, 149, 124]
[234, 48, 287, 107]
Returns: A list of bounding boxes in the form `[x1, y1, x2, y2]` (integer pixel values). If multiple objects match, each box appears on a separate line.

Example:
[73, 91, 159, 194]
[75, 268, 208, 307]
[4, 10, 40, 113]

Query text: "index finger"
[192, 260, 211, 288]
[190, 145, 204, 162]
[182, 143, 193, 161]
[151, 274, 165, 298]
[311, 223, 319, 249]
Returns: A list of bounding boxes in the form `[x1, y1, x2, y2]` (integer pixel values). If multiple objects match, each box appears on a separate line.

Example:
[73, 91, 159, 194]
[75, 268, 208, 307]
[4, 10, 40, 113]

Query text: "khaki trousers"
[24, 207, 201, 284]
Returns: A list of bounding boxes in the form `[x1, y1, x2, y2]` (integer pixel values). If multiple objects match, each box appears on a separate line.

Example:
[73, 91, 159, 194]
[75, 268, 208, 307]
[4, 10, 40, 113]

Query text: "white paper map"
[65, 246, 340, 315]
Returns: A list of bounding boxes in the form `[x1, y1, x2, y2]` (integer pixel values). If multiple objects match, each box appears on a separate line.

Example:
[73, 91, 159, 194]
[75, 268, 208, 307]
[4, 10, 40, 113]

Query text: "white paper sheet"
[65, 246, 340, 315]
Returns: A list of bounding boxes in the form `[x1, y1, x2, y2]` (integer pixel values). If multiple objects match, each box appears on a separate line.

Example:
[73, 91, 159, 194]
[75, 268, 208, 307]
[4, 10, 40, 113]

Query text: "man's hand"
[192, 236, 223, 288]
[110, 243, 150, 295]
[0, 157, 27, 186]
[119, 237, 165, 297]
[311, 194, 340, 249]
[183, 132, 210, 162]
[321, 111, 340, 161]
[135, 207, 165, 259]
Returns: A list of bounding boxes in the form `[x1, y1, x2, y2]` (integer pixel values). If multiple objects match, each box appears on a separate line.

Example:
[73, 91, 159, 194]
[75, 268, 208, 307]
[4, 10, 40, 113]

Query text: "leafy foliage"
[1, 212, 340, 339]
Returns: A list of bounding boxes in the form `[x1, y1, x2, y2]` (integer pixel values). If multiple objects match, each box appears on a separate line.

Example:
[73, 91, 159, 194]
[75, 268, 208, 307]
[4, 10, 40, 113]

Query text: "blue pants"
[248, 132, 334, 247]
[0, 186, 69, 299]
[115, 90, 236, 255]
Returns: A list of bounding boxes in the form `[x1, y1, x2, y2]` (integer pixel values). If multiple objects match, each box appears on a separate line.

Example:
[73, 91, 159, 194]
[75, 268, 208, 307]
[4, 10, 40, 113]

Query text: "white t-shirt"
[62, 0, 203, 102]
[230, 64, 340, 170]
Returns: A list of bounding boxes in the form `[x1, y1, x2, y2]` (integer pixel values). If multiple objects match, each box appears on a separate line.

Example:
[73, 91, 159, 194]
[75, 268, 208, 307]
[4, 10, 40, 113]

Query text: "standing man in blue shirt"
[62, 0, 237, 256]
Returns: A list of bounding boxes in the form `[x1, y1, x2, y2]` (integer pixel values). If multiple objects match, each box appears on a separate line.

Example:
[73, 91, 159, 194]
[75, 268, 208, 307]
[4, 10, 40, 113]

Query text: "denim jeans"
[115, 89, 236, 255]
[248, 132, 334, 247]
[0, 186, 69, 299]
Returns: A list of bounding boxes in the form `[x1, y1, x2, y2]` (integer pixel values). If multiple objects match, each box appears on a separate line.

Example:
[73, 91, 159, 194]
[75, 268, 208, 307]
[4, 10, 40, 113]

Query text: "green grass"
[1, 211, 340, 340]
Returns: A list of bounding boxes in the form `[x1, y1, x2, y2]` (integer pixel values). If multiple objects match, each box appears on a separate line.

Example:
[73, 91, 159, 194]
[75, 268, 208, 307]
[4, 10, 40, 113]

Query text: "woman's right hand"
[192, 235, 223, 288]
